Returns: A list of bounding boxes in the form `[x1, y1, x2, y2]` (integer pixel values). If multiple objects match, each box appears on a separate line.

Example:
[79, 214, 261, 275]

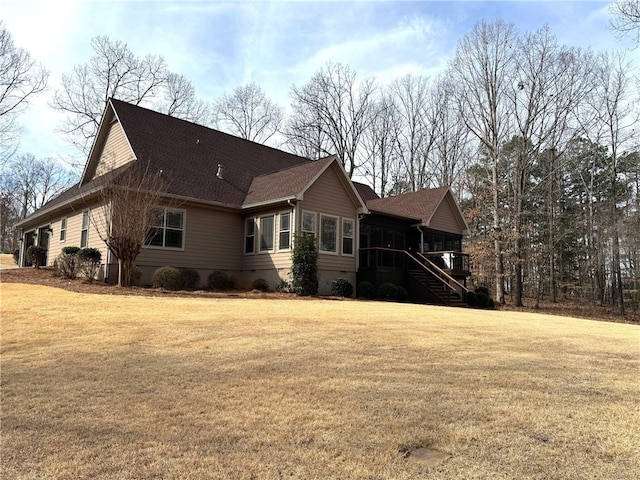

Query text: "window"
[342, 219, 354, 255]
[145, 208, 184, 249]
[279, 212, 291, 250]
[302, 211, 317, 234]
[259, 215, 275, 252]
[80, 211, 89, 248]
[60, 217, 67, 242]
[320, 215, 338, 253]
[245, 218, 255, 254]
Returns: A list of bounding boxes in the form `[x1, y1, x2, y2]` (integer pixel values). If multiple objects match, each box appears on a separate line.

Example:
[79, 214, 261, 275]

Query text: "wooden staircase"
[405, 252, 469, 308]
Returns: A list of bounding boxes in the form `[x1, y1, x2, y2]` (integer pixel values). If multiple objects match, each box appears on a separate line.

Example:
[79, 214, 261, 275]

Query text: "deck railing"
[359, 248, 469, 273]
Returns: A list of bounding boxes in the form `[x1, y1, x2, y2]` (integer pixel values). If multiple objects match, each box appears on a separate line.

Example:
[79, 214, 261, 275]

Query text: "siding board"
[94, 121, 134, 177]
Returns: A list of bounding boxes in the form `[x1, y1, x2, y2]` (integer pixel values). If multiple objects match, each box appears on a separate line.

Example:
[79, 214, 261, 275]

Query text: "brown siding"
[298, 163, 359, 294]
[240, 209, 294, 289]
[43, 204, 110, 274]
[94, 121, 134, 177]
[429, 195, 464, 235]
[135, 205, 244, 286]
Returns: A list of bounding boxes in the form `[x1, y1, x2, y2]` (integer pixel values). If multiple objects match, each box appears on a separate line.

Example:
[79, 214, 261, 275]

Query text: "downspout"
[287, 199, 296, 235]
[18, 228, 24, 267]
[415, 225, 424, 253]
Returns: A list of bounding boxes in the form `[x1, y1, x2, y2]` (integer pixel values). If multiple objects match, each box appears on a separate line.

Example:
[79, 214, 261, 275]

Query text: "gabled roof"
[366, 186, 470, 234]
[353, 182, 380, 202]
[243, 156, 334, 207]
[102, 99, 315, 208]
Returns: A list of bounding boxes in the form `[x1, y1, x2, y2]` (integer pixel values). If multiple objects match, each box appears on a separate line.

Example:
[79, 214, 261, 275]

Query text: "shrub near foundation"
[152, 266, 182, 291]
[330, 278, 353, 298]
[207, 270, 236, 291]
[179, 268, 200, 290]
[57, 246, 81, 279]
[378, 283, 398, 301]
[78, 248, 102, 283]
[357, 281, 376, 299]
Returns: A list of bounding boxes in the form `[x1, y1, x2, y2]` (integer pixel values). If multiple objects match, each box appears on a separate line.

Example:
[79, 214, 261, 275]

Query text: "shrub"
[252, 278, 270, 292]
[475, 291, 490, 308]
[152, 266, 182, 290]
[179, 268, 201, 290]
[473, 285, 495, 309]
[57, 246, 81, 279]
[275, 278, 291, 293]
[207, 270, 236, 291]
[397, 285, 409, 302]
[291, 232, 318, 296]
[26, 245, 46, 268]
[130, 266, 142, 286]
[466, 291, 477, 307]
[475, 285, 490, 296]
[378, 283, 398, 301]
[78, 248, 102, 282]
[330, 278, 353, 298]
[12, 249, 19, 265]
[357, 281, 376, 299]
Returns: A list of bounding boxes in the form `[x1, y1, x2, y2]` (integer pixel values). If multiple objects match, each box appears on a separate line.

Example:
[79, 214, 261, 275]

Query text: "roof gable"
[366, 187, 469, 235]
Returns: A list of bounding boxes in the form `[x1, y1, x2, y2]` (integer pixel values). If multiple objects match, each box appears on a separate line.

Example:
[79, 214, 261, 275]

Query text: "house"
[15, 99, 470, 304]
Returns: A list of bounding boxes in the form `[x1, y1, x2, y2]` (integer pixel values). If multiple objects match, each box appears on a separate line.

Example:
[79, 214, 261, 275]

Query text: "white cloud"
[1, 0, 635, 163]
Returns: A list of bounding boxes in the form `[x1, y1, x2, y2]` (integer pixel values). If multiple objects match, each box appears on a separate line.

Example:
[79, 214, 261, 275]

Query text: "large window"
[145, 208, 185, 249]
[279, 212, 291, 250]
[259, 215, 275, 252]
[302, 211, 317, 234]
[60, 217, 67, 242]
[342, 219, 354, 255]
[80, 211, 89, 248]
[320, 215, 338, 253]
[245, 218, 255, 254]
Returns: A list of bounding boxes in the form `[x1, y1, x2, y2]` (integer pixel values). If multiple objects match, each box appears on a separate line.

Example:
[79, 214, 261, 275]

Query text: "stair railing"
[406, 251, 469, 303]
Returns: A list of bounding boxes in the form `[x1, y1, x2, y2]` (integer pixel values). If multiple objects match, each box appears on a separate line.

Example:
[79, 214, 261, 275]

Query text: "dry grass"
[0, 253, 18, 269]
[1, 282, 638, 479]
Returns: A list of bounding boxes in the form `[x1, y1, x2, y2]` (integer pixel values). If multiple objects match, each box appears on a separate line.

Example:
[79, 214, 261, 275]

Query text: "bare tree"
[388, 74, 435, 191]
[428, 76, 471, 193]
[286, 62, 377, 177]
[161, 73, 210, 125]
[361, 92, 400, 196]
[53, 36, 205, 157]
[92, 163, 170, 287]
[212, 82, 283, 144]
[0, 154, 74, 252]
[609, 0, 640, 46]
[0, 21, 48, 159]
[583, 51, 639, 314]
[505, 26, 594, 306]
[449, 19, 518, 305]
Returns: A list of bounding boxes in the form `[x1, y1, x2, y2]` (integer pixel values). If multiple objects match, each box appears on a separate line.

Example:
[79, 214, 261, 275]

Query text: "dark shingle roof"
[352, 182, 379, 202]
[244, 157, 334, 207]
[111, 99, 313, 207]
[365, 186, 450, 224]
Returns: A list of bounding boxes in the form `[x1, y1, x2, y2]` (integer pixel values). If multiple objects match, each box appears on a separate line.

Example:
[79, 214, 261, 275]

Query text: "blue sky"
[1, 0, 635, 164]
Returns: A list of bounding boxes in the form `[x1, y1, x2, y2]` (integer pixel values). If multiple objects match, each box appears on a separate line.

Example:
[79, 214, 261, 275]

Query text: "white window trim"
[258, 214, 275, 254]
[319, 214, 339, 255]
[301, 210, 317, 234]
[342, 218, 355, 256]
[60, 217, 67, 243]
[278, 211, 292, 251]
[143, 208, 186, 251]
[244, 217, 256, 255]
[80, 210, 90, 248]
